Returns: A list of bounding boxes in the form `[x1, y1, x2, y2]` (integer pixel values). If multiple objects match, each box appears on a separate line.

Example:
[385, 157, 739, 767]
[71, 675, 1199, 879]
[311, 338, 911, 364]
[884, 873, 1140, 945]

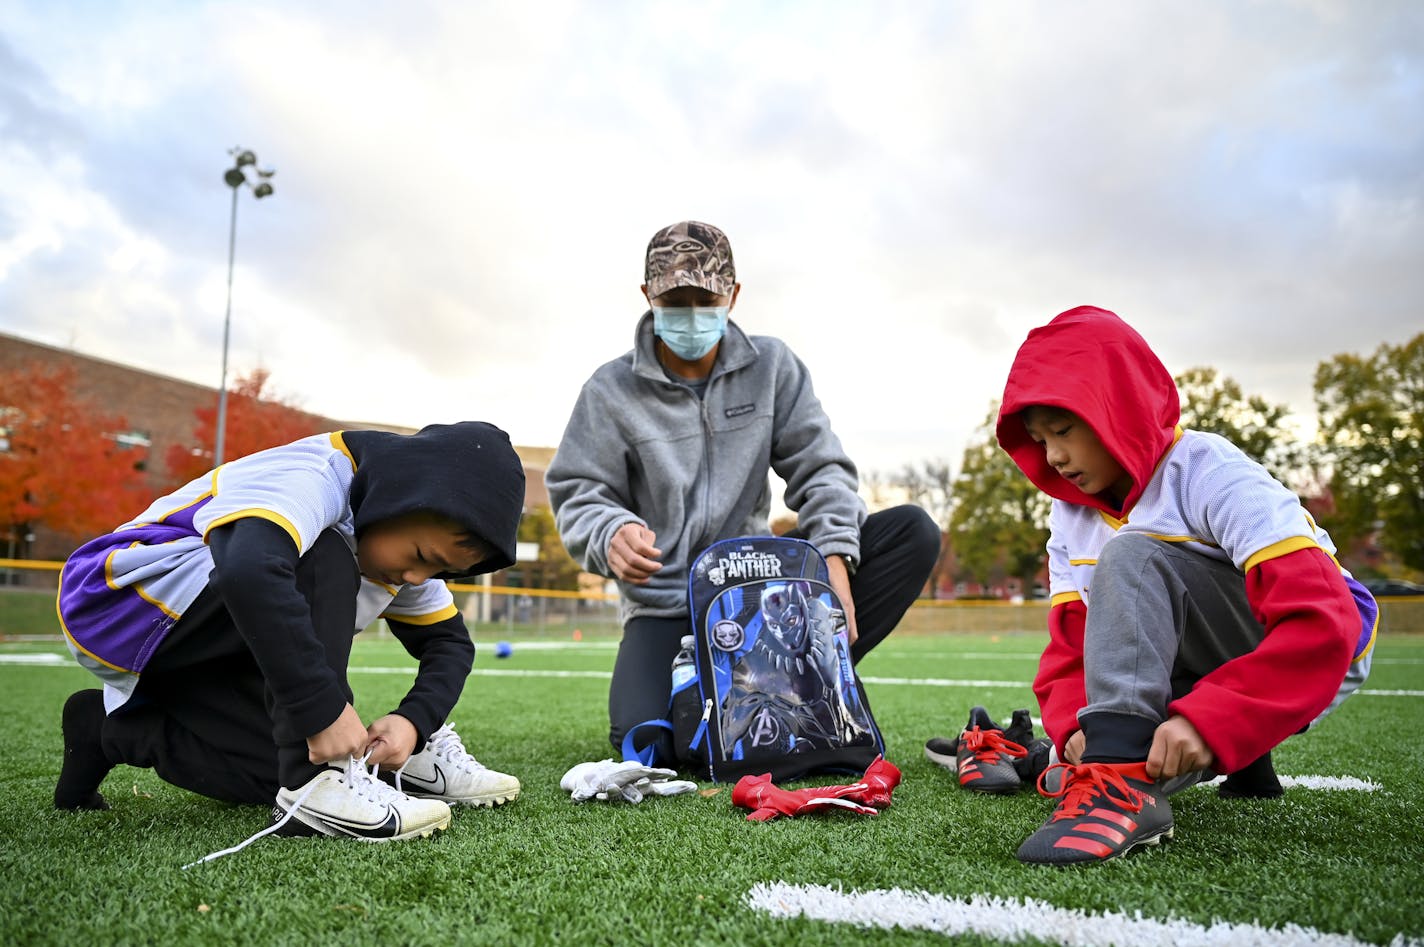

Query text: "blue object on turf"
[494, 641, 513, 659]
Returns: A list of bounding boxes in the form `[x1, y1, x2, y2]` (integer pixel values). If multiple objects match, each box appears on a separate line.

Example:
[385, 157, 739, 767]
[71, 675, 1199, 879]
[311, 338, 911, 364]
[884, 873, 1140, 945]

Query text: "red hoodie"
[995, 306, 1370, 773]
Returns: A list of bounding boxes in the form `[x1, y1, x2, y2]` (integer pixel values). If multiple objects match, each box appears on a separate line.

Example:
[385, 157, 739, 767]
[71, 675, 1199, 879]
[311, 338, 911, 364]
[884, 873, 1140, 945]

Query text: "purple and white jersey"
[57, 432, 457, 711]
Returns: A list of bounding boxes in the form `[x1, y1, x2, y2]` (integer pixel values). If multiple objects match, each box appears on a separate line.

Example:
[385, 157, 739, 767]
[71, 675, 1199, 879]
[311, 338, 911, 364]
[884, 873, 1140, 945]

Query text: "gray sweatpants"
[1076, 532, 1369, 768]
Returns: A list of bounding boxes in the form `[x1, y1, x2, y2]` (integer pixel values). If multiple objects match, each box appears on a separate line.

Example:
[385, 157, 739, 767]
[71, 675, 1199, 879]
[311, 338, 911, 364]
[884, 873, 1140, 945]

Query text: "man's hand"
[608, 523, 662, 584]
[365, 713, 419, 769]
[307, 703, 368, 764]
[825, 554, 858, 645]
[1062, 730, 1085, 765]
[1147, 714, 1214, 779]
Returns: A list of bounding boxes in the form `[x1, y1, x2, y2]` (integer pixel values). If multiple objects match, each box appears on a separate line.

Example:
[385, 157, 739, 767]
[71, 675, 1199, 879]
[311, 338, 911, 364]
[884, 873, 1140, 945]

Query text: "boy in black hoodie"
[55, 421, 525, 842]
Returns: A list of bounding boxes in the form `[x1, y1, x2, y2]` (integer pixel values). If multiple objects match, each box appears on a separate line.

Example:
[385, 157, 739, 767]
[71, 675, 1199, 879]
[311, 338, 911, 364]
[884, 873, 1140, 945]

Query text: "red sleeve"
[1168, 546, 1356, 773]
[1034, 599, 1087, 755]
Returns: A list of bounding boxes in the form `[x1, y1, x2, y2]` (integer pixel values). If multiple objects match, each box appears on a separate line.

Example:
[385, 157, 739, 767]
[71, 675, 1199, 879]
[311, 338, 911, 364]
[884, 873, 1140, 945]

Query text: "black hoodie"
[344, 421, 525, 577]
[207, 421, 525, 745]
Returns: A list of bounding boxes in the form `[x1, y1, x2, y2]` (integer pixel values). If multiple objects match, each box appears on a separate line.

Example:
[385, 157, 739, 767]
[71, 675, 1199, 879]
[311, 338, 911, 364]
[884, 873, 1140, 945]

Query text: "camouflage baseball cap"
[644, 221, 736, 298]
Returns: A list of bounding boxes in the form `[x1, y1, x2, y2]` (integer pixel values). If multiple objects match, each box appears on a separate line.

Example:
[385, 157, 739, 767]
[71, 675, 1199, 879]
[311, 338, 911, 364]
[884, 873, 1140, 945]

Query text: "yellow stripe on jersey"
[154, 490, 215, 525]
[133, 579, 182, 621]
[1243, 535, 1323, 572]
[1094, 427, 1187, 529]
[385, 603, 460, 626]
[103, 546, 122, 591]
[330, 431, 357, 471]
[1357, 611, 1380, 662]
[1068, 558, 1097, 566]
[1141, 533, 1219, 546]
[203, 509, 303, 549]
[1050, 590, 1083, 607]
[55, 578, 138, 674]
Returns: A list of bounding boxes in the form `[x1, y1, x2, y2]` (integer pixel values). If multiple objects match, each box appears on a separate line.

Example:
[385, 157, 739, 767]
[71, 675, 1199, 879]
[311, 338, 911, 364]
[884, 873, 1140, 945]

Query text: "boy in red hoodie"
[997, 306, 1376, 865]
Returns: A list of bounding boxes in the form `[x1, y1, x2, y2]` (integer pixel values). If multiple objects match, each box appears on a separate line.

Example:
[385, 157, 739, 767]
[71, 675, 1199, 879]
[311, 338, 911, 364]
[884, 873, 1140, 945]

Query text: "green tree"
[948, 403, 1050, 591]
[518, 504, 581, 590]
[1313, 333, 1424, 573]
[1175, 367, 1308, 485]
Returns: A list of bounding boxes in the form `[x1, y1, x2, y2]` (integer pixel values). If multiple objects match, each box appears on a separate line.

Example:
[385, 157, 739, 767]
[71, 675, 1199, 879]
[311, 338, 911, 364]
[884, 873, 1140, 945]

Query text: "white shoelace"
[182, 751, 395, 869]
[393, 723, 486, 793]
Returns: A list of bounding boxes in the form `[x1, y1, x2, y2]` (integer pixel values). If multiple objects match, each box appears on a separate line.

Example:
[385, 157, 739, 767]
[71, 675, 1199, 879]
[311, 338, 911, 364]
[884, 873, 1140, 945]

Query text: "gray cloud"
[0, 0, 1419, 472]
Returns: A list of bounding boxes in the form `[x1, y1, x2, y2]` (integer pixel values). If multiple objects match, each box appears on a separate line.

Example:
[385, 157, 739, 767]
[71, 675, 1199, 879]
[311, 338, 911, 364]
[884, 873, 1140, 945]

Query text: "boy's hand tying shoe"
[1017, 761, 1173, 865]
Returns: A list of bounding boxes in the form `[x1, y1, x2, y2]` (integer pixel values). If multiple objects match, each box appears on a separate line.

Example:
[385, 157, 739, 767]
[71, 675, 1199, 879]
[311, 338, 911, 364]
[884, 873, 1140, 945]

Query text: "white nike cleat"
[273, 754, 451, 842]
[395, 723, 521, 807]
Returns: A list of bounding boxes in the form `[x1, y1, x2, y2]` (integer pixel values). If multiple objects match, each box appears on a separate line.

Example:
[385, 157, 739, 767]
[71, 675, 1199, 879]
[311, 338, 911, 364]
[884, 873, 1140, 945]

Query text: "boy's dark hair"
[400, 510, 499, 579]
[453, 529, 495, 561]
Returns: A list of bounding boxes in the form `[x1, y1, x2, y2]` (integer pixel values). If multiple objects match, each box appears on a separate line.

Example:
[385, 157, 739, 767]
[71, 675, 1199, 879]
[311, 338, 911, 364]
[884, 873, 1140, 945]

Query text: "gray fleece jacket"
[546, 311, 865, 621]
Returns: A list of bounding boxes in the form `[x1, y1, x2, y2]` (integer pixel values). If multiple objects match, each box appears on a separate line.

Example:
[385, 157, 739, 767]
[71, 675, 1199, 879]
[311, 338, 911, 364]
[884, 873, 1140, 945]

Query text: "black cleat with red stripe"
[1016, 761, 1173, 864]
[935, 706, 1029, 794]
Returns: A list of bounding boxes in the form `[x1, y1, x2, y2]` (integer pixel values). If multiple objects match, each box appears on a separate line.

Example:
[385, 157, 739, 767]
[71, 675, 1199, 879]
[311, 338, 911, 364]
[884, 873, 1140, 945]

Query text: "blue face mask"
[652, 306, 729, 361]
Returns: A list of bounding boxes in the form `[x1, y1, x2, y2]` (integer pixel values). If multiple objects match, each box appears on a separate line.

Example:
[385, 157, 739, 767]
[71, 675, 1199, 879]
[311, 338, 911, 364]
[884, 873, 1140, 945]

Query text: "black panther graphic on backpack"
[667, 536, 886, 783]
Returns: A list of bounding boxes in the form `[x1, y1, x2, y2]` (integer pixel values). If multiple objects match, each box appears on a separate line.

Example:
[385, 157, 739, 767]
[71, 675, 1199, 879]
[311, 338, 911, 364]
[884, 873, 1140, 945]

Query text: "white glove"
[560, 759, 698, 803]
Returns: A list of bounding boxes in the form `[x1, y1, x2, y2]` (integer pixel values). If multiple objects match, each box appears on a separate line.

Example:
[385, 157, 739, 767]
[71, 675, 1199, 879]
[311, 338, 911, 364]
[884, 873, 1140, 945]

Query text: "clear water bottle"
[671, 634, 696, 690]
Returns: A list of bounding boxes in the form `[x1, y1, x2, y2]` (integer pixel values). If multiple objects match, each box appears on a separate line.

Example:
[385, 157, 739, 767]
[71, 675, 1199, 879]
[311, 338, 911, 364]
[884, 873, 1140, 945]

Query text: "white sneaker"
[395, 723, 521, 807]
[274, 755, 451, 842]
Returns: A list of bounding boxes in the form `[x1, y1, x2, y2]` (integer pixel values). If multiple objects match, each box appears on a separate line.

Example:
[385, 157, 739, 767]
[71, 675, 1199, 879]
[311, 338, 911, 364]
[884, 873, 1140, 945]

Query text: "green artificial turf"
[1, 630, 1420, 946]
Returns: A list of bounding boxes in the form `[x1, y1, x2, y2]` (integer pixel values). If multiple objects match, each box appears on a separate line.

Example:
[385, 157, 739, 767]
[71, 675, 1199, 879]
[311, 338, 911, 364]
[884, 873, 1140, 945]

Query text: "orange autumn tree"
[163, 368, 327, 487]
[0, 362, 150, 549]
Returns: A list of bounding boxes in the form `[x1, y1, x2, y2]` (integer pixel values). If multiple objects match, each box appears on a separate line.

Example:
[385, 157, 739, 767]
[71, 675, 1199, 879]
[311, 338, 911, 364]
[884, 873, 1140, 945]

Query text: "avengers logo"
[748, 707, 786, 748]
[712, 620, 744, 652]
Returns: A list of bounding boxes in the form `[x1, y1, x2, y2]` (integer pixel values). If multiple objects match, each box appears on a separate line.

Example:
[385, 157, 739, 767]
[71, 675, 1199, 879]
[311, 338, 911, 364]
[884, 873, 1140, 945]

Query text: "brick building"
[0, 331, 550, 565]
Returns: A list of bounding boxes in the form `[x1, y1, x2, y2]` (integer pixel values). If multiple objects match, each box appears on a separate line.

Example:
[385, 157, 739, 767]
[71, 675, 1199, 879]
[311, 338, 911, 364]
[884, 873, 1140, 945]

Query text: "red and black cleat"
[927, 706, 1028, 794]
[1016, 761, 1174, 865]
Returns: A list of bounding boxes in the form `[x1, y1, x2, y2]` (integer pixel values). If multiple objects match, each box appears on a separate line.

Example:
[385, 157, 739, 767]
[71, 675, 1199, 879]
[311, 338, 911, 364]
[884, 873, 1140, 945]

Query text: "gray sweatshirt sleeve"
[767, 344, 865, 562]
[546, 382, 644, 577]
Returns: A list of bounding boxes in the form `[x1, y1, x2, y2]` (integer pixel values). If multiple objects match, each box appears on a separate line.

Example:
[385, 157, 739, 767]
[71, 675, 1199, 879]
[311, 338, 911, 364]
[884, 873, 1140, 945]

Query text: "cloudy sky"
[1, 1, 1420, 483]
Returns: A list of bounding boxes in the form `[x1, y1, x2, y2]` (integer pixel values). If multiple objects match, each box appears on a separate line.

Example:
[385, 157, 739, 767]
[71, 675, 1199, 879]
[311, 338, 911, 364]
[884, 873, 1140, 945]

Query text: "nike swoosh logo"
[300, 804, 402, 837]
[401, 761, 447, 796]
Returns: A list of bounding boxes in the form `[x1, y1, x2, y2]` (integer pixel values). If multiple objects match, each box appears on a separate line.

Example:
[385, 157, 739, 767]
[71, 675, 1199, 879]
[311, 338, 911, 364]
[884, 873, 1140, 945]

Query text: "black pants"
[100, 530, 359, 804]
[608, 504, 941, 756]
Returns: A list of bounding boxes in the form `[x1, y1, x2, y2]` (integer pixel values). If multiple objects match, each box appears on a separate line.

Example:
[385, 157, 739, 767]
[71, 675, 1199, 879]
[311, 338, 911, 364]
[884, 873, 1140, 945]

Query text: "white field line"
[1194, 775, 1383, 792]
[891, 651, 1043, 660]
[5, 652, 1421, 699]
[474, 640, 618, 651]
[1276, 775, 1383, 792]
[862, 675, 1028, 689]
[746, 882, 1423, 947]
[0, 652, 67, 664]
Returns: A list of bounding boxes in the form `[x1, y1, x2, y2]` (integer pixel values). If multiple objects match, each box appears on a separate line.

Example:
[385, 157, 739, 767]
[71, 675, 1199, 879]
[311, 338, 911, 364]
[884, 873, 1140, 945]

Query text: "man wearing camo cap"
[546, 220, 940, 765]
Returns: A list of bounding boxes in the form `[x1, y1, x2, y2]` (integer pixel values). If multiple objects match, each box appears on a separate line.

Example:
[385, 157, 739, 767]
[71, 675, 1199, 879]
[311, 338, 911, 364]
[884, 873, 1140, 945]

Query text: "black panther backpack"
[665, 536, 886, 783]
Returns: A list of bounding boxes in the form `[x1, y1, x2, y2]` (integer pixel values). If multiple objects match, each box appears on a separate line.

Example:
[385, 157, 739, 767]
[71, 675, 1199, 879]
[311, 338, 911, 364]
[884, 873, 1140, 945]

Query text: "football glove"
[560, 759, 697, 803]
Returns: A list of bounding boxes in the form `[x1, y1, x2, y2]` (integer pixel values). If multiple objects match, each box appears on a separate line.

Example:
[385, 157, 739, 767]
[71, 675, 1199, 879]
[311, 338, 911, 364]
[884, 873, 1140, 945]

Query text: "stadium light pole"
[215, 147, 276, 467]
